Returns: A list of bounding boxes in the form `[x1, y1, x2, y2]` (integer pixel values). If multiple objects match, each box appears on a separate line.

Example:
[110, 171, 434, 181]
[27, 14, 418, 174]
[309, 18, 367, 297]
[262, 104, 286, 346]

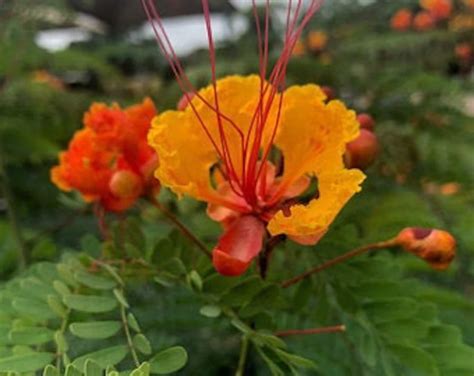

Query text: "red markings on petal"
[212, 215, 265, 276]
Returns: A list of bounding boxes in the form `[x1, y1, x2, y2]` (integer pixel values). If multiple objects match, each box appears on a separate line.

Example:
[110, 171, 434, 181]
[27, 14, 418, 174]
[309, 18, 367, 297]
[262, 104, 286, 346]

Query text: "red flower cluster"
[391, 0, 453, 31]
[51, 98, 159, 212]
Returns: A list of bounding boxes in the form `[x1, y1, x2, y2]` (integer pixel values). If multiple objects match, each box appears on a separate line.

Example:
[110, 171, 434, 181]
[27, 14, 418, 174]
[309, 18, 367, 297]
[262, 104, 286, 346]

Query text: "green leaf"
[65, 364, 82, 376]
[54, 331, 68, 353]
[53, 280, 71, 296]
[187, 270, 202, 291]
[220, 277, 266, 306]
[424, 344, 474, 370]
[0, 352, 55, 372]
[255, 347, 285, 376]
[377, 318, 430, 341]
[72, 345, 128, 371]
[425, 325, 462, 345]
[47, 295, 67, 318]
[127, 313, 141, 333]
[63, 294, 117, 313]
[389, 344, 439, 376]
[85, 360, 102, 376]
[43, 365, 59, 376]
[274, 349, 317, 369]
[74, 271, 116, 290]
[69, 321, 121, 339]
[9, 327, 54, 345]
[113, 289, 129, 308]
[364, 298, 418, 323]
[57, 264, 80, 288]
[240, 285, 284, 317]
[199, 305, 221, 318]
[12, 298, 55, 321]
[251, 333, 286, 349]
[133, 334, 152, 355]
[202, 273, 241, 295]
[131, 362, 150, 376]
[149, 346, 188, 374]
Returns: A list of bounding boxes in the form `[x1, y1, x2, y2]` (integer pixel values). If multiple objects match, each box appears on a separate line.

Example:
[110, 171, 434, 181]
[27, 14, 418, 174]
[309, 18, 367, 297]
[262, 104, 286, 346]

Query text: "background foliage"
[0, 0, 473, 374]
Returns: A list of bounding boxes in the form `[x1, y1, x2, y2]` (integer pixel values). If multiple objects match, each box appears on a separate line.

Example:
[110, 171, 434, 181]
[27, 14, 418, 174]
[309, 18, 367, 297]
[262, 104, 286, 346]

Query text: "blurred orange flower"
[51, 98, 158, 212]
[391, 8, 413, 31]
[455, 43, 473, 61]
[464, 0, 474, 9]
[307, 31, 328, 52]
[420, 0, 452, 20]
[413, 11, 436, 30]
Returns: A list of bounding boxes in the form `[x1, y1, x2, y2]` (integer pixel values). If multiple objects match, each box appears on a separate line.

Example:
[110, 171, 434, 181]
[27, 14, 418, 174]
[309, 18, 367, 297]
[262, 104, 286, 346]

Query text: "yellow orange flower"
[464, 0, 474, 9]
[307, 31, 328, 52]
[292, 39, 306, 57]
[391, 9, 413, 31]
[148, 76, 365, 275]
[52, 98, 158, 212]
[420, 0, 452, 20]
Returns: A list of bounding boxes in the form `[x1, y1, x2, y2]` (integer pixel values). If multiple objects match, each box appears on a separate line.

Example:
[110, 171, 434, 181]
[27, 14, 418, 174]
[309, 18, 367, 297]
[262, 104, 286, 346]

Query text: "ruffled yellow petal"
[148, 75, 268, 201]
[267, 84, 365, 238]
[268, 169, 365, 238]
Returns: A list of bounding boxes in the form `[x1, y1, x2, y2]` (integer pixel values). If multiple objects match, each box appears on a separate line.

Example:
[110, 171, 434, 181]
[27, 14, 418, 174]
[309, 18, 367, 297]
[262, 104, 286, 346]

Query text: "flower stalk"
[281, 239, 398, 288]
[275, 325, 346, 337]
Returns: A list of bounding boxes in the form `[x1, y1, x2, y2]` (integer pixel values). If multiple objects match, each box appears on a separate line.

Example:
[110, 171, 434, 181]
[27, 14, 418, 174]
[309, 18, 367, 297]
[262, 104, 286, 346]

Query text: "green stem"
[235, 335, 249, 376]
[120, 293, 140, 367]
[0, 151, 28, 270]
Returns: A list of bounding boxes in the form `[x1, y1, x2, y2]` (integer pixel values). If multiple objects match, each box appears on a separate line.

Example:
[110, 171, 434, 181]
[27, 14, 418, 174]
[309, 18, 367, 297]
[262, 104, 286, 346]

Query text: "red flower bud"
[396, 227, 456, 270]
[357, 113, 375, 131]
[212, 215, 265, 276]
[345, 129, 379, 170]
[177, 92, 195, 111]
[109, 170, 143, 199]
[321, 86, 335, 101]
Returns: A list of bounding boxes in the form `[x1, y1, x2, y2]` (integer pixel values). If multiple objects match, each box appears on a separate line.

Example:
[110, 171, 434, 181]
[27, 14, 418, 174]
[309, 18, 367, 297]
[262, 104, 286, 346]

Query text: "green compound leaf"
[199, 305, 221, 318]
[74, 270, 117, 290]
[72, 345, 128, 371]
[63, 294, 117, 313]
[85, 359, 102, 376]
[12, 298, 55, 321]
[69, 321, 121, 339]
[43, 364, 60, 376]
[150, 346, 188, 374]
[0, 352, 55, 372]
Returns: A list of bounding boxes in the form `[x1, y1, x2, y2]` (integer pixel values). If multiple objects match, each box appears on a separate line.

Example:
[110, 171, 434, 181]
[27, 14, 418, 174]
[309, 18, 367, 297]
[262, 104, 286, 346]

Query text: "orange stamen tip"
[396, 227, 456, 270]
[356, 113, 375, 131]
[345, 129, 379, 170]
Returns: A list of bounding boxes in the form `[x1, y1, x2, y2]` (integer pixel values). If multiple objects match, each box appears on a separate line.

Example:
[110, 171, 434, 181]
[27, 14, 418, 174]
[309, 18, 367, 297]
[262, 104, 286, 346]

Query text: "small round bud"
[109, 170, 143, 199]
[357, 113, 375, 131]
[413, 11, 436, 31]
[391, 8, 413, 31]
[396, 227, 456, 270]
[177, 92, 195, 111]
[345, 129, 379, 170]
[321, 86, 336, 101]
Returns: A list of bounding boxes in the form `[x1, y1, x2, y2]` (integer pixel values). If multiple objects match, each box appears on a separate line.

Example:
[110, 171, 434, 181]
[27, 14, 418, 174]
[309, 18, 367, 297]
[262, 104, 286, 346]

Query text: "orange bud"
[455, 43, 472, 62]
[345, 129, 379, 169]
[307, 31, 328, 52]
[396, 227, 456, 270]
[109, 170, 143, 199]
[414, 11, 436, 31]
[391, 8, 413, 31]
[321, 86, 336, 101]
[357, 113, 375, 131]
[177, 92, 195, 111]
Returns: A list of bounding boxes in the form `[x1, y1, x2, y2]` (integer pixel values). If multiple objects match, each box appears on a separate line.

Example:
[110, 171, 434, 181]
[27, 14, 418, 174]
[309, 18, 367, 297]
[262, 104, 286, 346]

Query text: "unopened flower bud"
[396, 227, 456, 270]
[177, 92, 195, 111]
[109, 170, 143, 199]
[345, 129, 379, 170]
[321, 86, 335, 101]
[357, 113, 375, 131]
[413, 11, 436, 31]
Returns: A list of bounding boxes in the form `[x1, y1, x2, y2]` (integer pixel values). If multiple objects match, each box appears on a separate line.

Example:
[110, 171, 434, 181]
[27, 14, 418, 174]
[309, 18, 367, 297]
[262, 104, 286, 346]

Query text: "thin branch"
[281, 239, 398, 288]
[235, 335, 249, 376]
[120, 293, 140, 367]
[275, 325, 346, 337]
[148, 195, 212, 259]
